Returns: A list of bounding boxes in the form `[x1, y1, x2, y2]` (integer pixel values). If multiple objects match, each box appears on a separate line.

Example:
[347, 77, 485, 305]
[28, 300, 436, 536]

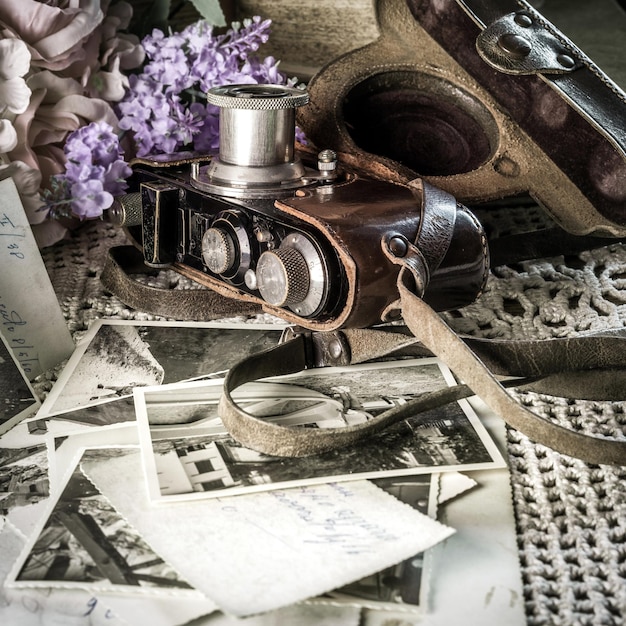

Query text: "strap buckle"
[476, 10, 583, 75]
[280, 326, 351, 368]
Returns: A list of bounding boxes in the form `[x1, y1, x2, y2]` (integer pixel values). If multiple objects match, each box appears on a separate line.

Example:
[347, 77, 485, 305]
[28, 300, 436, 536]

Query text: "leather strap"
[459, 0, 626, 158]
[100, 245, 261, 320]
[219, 273, 626, 465]
[101, 244, 626, 465]
[218, 333, 536, 457]
[395, 270, 626, 466]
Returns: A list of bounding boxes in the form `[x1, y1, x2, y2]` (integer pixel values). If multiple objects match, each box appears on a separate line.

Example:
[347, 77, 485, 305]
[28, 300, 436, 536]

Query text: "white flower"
[0, 39, 31, 79]
[0, 37, 32, 117]
[0, 118, 17, 152]
[0, 76, 31, 114]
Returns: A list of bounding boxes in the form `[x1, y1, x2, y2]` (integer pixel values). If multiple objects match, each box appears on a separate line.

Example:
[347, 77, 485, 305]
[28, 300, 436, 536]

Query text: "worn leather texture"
[113, 156, 489, 330]
[298, 0, 626, 237]
[219, 276, 626, 465]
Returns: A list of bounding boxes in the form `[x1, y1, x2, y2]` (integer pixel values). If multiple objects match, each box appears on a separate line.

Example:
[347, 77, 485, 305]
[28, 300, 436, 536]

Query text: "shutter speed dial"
[202, 227, 236, 275]
[252, 232, 328, 317]
[199, 211, 252, 283]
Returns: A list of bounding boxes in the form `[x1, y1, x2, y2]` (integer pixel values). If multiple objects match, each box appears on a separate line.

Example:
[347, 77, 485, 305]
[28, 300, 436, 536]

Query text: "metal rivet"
[387, 235, 408, 257]
[514, 12, 533, 27]
[328, 338, 343, 360]
[493, 156, 520, 178]
[498, 33, 532, 58]
[557, 53, 576, 69]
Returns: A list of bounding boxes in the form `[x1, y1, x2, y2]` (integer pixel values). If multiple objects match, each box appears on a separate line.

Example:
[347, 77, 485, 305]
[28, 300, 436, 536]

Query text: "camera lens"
[207, 84, 308, 168]
[225, 85, 299, 100]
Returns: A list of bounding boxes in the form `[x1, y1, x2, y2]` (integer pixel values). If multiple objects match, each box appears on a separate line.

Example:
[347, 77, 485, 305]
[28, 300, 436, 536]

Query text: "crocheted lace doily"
[39, 218, 626, 625]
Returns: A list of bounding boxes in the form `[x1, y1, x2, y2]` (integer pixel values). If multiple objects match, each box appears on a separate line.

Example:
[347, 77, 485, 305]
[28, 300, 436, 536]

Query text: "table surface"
[21, 217, 624, 625]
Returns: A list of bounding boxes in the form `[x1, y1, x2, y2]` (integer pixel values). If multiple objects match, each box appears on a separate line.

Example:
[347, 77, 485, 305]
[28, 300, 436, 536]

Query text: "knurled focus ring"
[257, 246, 310, 306]
[207, 84, 309, 110]
[275, 247, 310, 305]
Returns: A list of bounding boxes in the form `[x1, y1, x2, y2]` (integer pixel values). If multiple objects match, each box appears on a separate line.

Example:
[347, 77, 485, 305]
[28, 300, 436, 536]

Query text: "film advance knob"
[202, 227, 237, 274]
[256, 247, 310, 307]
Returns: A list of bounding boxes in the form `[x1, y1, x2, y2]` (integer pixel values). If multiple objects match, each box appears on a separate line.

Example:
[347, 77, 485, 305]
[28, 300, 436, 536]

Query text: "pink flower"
[8, 70, 119, 184]
[0, 1, 145, 247]
[63, 1, 145, 102]
[0, 0, 103, 72]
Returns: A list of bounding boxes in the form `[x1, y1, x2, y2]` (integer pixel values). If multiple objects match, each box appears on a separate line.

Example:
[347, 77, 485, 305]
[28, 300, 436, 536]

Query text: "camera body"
[114, 84, 489, 331]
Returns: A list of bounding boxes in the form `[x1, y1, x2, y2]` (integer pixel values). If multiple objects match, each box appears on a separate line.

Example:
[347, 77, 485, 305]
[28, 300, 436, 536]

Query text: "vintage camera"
[112, 83, 489, 331]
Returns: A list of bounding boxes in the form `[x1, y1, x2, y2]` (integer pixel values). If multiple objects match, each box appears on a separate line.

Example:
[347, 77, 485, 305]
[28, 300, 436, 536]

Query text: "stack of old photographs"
[0, 320, 525, 625]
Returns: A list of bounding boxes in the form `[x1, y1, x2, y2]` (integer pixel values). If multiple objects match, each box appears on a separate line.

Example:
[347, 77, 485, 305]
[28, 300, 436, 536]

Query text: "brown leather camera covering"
[174, 169, 488, 331]
[276, 175, 488, 329]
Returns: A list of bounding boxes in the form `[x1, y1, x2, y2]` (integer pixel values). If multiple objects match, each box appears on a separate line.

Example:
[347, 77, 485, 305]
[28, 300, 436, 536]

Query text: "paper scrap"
[82, 449, 455, 617]
[438, 472, 478, 504]
[0, 178, 74, 379]
[99, 593, 218, 626]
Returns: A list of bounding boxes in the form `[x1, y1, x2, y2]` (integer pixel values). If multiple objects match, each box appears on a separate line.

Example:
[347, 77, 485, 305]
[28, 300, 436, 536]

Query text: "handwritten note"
[0, 178, 74, 379]
[82, 448, 454, 617]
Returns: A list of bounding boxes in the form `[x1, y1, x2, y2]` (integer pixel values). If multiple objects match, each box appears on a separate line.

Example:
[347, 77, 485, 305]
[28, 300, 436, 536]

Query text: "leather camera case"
[299, 0, 626, 237]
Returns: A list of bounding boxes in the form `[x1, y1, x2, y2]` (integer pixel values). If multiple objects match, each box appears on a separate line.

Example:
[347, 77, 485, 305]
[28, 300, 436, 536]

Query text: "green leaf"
[149, 0, 171, 22]
[130, 0, 171, 38]
[189, 0, 226, 26]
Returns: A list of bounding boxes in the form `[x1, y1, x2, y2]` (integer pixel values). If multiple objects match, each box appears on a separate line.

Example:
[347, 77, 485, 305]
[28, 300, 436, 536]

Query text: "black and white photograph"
[7, 447, 199, 597]
[0, 445, 49, 520]
[31, 320, 285, 421]
[0, 332, 40, 434]
[47, 423, 140, 494]
[27, 397, 137, 437]
[320, 473, 438, 612]
[135, 358, 505, 502]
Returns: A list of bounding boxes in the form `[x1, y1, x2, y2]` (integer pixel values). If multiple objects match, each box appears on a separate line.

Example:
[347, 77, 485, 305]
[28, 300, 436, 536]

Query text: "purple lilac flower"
[70, 180, 114, 219]
[65, 122, 123, 166]
[117, 17, 300, 158]
[41, 122, 132, 220]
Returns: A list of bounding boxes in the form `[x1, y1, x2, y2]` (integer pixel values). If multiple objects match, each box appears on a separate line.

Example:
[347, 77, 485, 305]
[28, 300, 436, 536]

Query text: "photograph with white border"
[0, 331, 40, 435]
[135, 358, 505, 502]
[316, 473, 439, 612]
[30, 320, 285, 422]
[6, 446, 202, 598]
